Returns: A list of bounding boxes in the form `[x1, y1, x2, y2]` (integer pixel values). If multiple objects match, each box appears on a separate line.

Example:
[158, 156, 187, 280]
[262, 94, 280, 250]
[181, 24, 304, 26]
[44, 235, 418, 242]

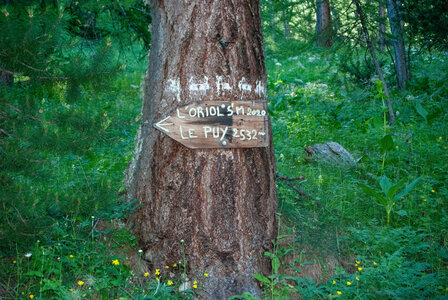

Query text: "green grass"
[1, 42, 447, 299]
[264, 47, 448, 299]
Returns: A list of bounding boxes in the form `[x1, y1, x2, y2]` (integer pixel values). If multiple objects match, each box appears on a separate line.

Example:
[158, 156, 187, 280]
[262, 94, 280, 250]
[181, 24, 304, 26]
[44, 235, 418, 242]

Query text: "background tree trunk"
[315, 0, 332, 47]
[282, 9, 291, 41]
[269, 0, 276, 41]
[386, 0, 409, 89]
[354, 0, 395, 125]
[125, 1, 278, 299]
[0, 69, 13, 87]
[378, 0, 386, 51]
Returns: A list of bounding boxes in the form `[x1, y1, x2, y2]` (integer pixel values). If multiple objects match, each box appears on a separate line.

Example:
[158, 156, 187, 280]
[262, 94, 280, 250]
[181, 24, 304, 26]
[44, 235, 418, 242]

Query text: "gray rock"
[305, 142, 358, 168]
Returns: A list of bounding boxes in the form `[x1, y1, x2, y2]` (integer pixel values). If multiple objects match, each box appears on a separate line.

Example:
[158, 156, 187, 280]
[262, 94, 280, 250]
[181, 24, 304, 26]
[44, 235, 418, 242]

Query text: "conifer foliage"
[0, 0, 149, 250]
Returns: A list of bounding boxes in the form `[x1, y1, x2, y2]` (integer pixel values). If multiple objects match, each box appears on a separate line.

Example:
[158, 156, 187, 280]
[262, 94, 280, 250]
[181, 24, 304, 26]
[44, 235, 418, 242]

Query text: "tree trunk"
[378, 0, 386, 51]
[269, 0, 276, 41]
[386, 0, 409, 89]
[0, 69, 13, 86]
[124, 1, 278, 299]
[282, 9, 291, 41]
[354, 0, 395, 125]
[315, 0, 332, 47]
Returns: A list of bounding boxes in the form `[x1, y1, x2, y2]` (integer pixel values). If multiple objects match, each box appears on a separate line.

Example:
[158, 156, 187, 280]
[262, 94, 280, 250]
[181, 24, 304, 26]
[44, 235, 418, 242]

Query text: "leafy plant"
[253, 235, 294, 300]
[359, 175, 421, 225]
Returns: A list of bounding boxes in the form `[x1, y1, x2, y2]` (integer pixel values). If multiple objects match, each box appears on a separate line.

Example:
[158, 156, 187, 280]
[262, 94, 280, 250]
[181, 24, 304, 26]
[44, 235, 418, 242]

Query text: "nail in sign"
[153, 100, 269, 149]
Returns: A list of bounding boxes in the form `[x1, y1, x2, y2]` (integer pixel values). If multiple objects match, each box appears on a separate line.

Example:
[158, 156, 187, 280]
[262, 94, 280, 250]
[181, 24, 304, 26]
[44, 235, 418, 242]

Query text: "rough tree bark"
[354, 0, 395, 125]
[315, 0, 332, 47]
[386, 0, 409, 89]
[378, 0, 386, 51]
[124, 1, 278, 299]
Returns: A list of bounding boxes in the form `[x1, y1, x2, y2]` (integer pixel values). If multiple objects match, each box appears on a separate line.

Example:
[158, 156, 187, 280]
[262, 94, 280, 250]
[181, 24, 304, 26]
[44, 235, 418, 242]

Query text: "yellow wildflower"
[204, 273, 209, 277]
[69, 289, 73, 292]
[337, 291, 342, 295]
[29, 295, 34, 299]
[439, 137, 443, 140]
[156, 277, 160, 281]
[347, 281, 352, 285]
[155, 269, 160, 275]
[355, 260, 360, 264]
[356, 276, 359, 281]
[396, 146, 399, 149]
[358, 267, 362, 271]
[373, 261, 377, 265]
[172, 263, 177, 267]
[432, 190, 435, 193]
[13, 260, 16, 264]
[193, 284, 198, 289]
[78, 280, 84, 286]
[166, 265, 169, 269]
[167, 280, 173, 286]
[69, 255, 74, 258]
[112, 259, 119, 265]
[144, 272, 149, 277]
[332, 280, 336, 284]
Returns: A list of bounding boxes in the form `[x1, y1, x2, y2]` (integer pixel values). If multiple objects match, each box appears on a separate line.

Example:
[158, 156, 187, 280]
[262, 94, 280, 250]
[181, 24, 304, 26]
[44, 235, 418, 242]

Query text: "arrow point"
[155, 116, 173, 133]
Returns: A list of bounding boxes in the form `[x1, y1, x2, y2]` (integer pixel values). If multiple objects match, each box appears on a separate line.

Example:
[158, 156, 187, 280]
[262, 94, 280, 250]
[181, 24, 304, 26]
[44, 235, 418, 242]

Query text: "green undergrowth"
[258, 47, 448, 298]
[0, 45, 207, 298]
[1, 40, 447, 299]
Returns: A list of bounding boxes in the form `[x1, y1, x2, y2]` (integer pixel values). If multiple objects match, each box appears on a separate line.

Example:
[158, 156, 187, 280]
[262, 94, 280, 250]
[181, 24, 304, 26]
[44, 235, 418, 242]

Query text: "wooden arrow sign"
[153, 100, 270, 149]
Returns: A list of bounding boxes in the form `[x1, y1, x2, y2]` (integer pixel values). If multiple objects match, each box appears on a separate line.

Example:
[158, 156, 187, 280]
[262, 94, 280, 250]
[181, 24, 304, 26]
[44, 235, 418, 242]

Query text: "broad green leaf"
[395, 210, 408, 216]
[359, 183, 386, 204]
[253, 273, 271, 285]
[415, 102, 428, 121]
[380, 175, 392, 197]
[393, 177, 422, 201]
[378, 135, 395, 152]
[387, 178, 407, 200]
[24, 270, 43, 277]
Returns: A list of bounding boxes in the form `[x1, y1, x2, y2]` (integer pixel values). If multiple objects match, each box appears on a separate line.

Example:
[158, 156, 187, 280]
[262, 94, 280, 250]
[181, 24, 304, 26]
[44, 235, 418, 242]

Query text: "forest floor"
[1, 44, 447, 299]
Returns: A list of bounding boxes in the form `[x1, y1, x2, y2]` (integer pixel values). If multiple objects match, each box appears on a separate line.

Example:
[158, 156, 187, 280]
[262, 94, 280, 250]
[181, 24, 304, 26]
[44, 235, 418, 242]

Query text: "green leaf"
[395, 210, 408, 216]
[379, 175, 392, 197]
[41, 279, 60, 292]
[253, 273, 271, 285]
[359, 183, 386, 204]
[378, 135, 395, 152]
[24, 270, 44, 277]
[393, 177, 422, 201]
[375, 79, 383, 94]
[415, 102, 428, 121]
[277, 235, 289, 240]
[387, 178, 407, 200]
[272, 257, 280, 274]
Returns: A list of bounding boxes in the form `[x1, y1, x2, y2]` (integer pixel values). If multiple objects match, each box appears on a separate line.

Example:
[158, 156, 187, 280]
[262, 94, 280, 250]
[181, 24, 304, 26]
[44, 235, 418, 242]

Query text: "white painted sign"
[153, 100, 269, 149]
